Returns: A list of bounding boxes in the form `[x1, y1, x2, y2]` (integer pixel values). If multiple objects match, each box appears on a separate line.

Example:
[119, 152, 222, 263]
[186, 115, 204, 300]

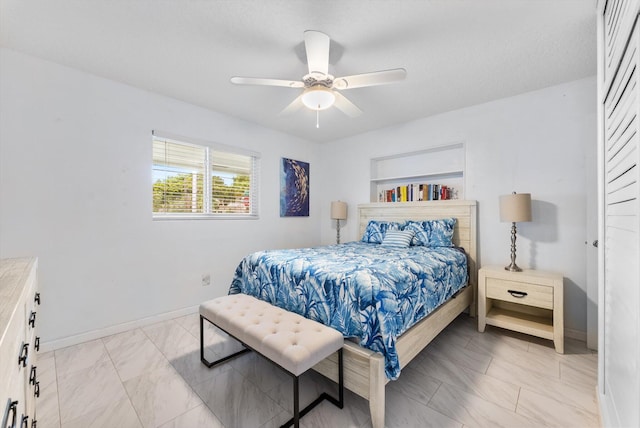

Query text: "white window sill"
[153, 214, 259, 221]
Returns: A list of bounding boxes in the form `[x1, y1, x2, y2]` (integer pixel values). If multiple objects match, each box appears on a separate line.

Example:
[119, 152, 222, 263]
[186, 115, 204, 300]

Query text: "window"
[152, 132, 259, 219]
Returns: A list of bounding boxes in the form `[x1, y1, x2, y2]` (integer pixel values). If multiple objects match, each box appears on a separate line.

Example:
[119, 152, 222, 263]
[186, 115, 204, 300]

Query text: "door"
[597, 1, 640, 426]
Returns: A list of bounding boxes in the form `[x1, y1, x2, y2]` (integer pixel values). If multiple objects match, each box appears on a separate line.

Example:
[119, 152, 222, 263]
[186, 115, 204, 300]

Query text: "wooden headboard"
[358, 201, 478, 310]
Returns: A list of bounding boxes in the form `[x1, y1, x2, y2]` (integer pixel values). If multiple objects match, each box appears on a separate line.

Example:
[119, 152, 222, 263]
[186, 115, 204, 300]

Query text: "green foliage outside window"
[153, 173, 250, 214]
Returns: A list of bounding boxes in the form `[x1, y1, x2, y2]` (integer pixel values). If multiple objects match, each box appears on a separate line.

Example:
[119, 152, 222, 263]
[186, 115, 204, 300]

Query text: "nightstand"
[478, 265, 564, 353]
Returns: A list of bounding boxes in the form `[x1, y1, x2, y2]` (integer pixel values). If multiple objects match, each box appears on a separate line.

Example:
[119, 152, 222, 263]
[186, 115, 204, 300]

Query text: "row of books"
[378, 184, 456, 202]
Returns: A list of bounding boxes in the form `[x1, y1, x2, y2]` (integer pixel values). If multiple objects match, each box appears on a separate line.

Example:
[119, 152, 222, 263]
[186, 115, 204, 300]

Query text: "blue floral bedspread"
[229, 241, 468, 379]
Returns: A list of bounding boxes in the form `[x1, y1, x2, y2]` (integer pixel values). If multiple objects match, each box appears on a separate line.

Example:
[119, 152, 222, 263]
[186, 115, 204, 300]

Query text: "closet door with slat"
[604, 0, 637, 84]
[600, 2, 639, 426]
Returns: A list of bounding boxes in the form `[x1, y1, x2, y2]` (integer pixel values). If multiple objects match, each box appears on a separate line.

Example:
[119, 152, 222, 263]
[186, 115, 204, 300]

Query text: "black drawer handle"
[34, 382, 40, 399]
[31, 419, 37, 428]
[18, 343, 29, 367]
[507, 289, 528, 298]
[4, 400, 18, 428]
[28, 311, 36, 328]
[29, 366, 37, 385]
[21, 414, 28, 428]
[34, 292, 41, 305]
[34, 337, 40, 352]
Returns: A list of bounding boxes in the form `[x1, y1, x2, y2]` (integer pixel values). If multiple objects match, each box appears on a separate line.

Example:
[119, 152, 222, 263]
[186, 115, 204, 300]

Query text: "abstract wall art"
[280, 157, 309, 217]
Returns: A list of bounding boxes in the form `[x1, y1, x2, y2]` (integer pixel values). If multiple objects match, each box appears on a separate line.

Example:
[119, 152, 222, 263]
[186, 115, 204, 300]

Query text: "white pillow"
[380, 230, 414, 248]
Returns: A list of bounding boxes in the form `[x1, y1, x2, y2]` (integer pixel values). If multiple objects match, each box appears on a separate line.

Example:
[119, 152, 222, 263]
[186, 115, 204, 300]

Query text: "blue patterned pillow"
[380, 230, 415, 248]
[404, 221, 431, 246]
[403, 218, 456, 247]
[361, 220, 404, 244]
[428, 218, 456, 247]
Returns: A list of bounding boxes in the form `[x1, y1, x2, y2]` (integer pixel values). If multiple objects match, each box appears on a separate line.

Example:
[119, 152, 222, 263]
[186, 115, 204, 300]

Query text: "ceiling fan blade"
[280, 94, 304, 115]
[333, 92, 362, 117]
[230, 77, 304, 88]
[304, 30, 330, 76]
[333, 68, 407, 90]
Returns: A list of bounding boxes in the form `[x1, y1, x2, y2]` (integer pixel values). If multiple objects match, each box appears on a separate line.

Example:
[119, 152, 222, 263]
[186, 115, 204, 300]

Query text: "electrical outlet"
[201, 274, 211, 287]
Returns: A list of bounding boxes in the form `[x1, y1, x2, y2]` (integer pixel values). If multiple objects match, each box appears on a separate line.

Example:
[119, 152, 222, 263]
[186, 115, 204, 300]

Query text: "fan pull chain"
[316, 107, 320, 128]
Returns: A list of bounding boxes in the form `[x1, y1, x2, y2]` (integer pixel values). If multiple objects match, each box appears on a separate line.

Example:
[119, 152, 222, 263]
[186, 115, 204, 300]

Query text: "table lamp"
[499, 192, 532, 272]
[331, 201, 347, 244]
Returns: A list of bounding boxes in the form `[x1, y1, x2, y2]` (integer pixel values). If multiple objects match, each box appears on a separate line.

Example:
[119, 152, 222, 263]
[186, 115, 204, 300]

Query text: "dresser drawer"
[486, 277, 553, 309]
[0, 298, 28, 425]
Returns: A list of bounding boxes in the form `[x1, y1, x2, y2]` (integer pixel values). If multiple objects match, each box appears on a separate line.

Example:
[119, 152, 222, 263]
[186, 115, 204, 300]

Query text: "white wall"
[318, 77, 596, 335]
[0, 48, 321, 343]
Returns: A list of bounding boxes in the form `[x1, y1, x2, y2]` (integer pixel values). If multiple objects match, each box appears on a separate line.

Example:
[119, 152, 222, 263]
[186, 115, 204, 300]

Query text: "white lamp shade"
[301, 87, 336, 110]
[331, 201, 347, 220]
[499, 193, 532, 223]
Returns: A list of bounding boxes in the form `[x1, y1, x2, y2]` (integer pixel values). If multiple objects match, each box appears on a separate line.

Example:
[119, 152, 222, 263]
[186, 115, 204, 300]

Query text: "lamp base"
[504, 263, 523, 272]
[505, 221, 523, 272]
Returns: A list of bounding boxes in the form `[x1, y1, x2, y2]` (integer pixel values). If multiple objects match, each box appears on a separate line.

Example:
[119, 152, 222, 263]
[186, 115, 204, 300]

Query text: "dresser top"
[0, 257, 38, 342]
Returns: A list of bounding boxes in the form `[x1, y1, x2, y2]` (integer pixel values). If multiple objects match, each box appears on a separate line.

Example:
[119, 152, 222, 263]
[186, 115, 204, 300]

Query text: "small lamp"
[499, 192, 532, 272]
[331, 201, 347, 244]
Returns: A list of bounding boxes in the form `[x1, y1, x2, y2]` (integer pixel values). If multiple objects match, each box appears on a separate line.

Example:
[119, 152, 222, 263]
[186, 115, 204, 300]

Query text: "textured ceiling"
[0, 0, 596, 143]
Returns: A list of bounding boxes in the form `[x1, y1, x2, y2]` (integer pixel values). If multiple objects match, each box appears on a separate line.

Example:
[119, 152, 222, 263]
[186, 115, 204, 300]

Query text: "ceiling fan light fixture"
[301, 86, 335, 111]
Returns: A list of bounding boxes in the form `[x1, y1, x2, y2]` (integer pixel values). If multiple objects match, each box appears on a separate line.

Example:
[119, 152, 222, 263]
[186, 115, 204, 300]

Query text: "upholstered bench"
[199, 293, 344, 428]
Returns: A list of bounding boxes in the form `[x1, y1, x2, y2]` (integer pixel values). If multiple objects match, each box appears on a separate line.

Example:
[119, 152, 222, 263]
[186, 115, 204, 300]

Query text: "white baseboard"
[40, 305, 199, 353]
[565, 327, 587, 342]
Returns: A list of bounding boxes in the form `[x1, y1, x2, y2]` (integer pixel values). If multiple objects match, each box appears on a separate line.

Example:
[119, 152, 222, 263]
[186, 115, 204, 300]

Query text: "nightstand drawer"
[486, 278, 553, 309]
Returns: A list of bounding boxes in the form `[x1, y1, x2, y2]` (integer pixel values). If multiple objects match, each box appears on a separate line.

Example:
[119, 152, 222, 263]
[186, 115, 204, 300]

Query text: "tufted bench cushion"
[199, 293, 343, 376]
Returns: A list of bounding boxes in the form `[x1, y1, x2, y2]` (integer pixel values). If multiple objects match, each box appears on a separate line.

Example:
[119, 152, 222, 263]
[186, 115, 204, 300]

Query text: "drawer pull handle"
[18, 343, 29, 367]
[29, 311, 36, 328]
[4, 400, 18, 428]
[21, 415, 29, 428]
[34, 337, 40, 352]
[31, 419, 37, 428]
[34, 292, 41, 305]
[30, 366, 37, 385]
[34, 381, 40, 398]
[507, 290, 528, 298]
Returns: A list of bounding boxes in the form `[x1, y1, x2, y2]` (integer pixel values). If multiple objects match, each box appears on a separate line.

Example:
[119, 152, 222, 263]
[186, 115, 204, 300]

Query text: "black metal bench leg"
[294, 376, 300, 428]
[199, 315, 249, 368]
[338, 347, 344, 408]
[280, 348, 344, 428]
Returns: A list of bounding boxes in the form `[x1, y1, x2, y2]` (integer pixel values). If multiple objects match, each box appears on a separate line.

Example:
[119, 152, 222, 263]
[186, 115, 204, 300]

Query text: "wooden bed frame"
[311, 200, 477, 428]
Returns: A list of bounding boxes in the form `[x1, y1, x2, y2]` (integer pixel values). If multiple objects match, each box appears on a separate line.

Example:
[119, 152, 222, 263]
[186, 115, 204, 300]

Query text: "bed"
[230, 201, 477, 428]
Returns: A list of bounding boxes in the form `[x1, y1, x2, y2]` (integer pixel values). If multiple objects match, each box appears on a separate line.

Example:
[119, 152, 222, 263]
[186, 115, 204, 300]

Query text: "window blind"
[152, 139, 206, 214]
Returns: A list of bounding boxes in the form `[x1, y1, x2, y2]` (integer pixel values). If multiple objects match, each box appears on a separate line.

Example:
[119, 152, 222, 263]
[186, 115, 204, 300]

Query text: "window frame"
[152, 130, 260, 220]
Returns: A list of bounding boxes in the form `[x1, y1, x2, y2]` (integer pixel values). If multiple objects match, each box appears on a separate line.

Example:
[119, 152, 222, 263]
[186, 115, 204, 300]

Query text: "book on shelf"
[378, 183, 456, 202]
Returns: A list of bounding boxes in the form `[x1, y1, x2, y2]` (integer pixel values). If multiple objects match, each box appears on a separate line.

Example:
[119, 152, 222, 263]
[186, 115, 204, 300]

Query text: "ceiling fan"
[230, 30, 406, 126]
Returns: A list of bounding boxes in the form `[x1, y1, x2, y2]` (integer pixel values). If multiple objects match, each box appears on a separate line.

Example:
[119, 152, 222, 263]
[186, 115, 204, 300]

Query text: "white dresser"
[1, 258, 40, 428]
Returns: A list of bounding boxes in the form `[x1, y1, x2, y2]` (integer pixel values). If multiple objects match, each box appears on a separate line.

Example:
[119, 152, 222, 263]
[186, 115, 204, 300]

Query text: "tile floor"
[36, 313, 601, 427]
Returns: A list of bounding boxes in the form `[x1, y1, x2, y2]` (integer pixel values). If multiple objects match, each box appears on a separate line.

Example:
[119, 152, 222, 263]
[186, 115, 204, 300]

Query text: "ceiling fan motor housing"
[303, 73, 334, 88]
